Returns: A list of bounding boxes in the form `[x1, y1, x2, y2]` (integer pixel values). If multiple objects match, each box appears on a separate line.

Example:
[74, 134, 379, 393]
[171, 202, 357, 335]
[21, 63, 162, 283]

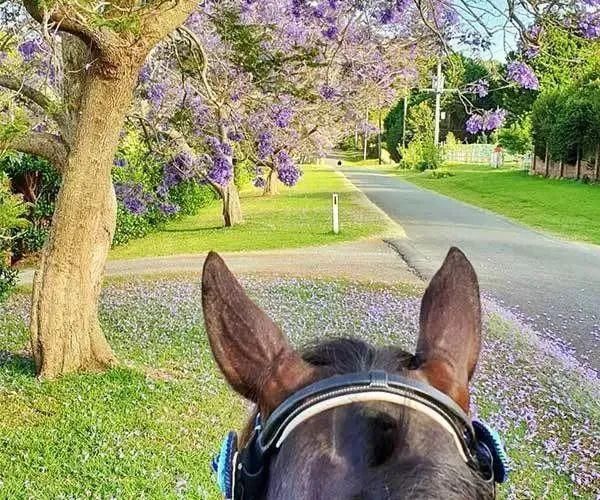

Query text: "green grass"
[386, 163, 600, 245]
[110, 165, 394, 260]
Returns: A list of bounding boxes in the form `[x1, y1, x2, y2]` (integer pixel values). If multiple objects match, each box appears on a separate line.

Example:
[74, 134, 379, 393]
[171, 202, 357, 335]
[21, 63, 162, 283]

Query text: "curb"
[383, 238, 433, 281]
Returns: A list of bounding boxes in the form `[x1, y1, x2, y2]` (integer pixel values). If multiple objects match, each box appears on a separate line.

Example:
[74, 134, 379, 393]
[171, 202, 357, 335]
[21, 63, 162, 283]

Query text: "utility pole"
[363, 108, 368, 161]
[378, 109, 382, 165]
[433, 60, 444, 146]
[402, 92, 409, 149]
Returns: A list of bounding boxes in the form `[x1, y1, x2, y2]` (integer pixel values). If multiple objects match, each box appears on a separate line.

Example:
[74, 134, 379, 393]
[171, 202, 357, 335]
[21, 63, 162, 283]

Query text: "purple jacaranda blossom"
[205, 136, 233, 187]
[138, 64, 152, 83]
[483, 108, 507, 130]
[274, 107, 294, 128]
[115, 182, 153, 215]
[158, 151, 197, 196]
[323, 25, 339, 39]
[579, 12, 600, 39]
[228, 130, 244, 142]
[466, 79, 489, 98]
[257, 131, 274, 160]
[18, 39, 40, 62]
[253, 176, 266, 188]
[158, 201, 181, 216]
[379, 7, 395, 24]
[147, 82, 167, 109]
[507, 61, 540, 90]
[319, 85, 338, 101]
[466, 109, 507, 134]
[275, 151, 301, 186]
[466, 114, 484, 134]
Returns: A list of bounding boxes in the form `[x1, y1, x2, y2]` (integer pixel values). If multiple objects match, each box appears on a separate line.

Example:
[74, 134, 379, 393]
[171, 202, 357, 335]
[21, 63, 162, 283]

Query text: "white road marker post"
[332, 193, 339, 234]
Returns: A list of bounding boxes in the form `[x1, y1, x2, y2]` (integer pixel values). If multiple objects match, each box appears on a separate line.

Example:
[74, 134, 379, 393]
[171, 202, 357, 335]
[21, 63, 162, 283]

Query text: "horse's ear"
[414, 247, 481, 413]
[202, 252, 317, 413]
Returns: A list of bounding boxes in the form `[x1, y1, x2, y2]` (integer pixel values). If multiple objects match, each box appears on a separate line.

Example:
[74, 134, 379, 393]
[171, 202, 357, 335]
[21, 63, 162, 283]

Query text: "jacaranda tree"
[0, 0, 197, 379]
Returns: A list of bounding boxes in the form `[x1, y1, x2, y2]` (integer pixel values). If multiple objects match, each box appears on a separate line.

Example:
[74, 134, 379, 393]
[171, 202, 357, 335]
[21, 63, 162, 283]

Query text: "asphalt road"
[340, 167, 600, 372]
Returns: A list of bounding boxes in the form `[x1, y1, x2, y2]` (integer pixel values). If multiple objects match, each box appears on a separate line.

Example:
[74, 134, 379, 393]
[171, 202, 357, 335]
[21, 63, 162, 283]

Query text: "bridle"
[212, 371, 509, 500]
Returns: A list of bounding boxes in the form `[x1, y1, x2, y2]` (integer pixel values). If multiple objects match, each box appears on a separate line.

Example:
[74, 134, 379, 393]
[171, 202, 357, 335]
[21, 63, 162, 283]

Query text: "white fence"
[443, 144, 532, 167]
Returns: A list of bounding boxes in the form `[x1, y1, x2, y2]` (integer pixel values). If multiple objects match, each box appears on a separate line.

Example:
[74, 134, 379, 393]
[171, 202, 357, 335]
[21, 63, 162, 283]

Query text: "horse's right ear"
[202, 252, 317, 414]
[413, 247, 482, 413]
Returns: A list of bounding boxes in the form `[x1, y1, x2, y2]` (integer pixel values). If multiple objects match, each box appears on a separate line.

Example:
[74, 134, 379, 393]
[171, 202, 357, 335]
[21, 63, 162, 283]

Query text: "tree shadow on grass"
[0, 350, 36, 377]
[162, 224, 226, 233]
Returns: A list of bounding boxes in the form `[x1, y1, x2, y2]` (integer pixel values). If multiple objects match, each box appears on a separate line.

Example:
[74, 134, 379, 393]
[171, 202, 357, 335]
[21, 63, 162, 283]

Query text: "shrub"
[0, 172, 29, 301]
[113, 206, 157, 247]
[234, 160, 254, 190]
[416, 140, 443, 171]
[0, 153, 60, 259]
[399, 140, 423, 169]
[444, 132, 459, 151]
[497, 117, 532, 156]
[531, 84, 600, 163]
[400, 139, 443, 171]
[168, 181, 216, 216]
[0, 264, 18, 302]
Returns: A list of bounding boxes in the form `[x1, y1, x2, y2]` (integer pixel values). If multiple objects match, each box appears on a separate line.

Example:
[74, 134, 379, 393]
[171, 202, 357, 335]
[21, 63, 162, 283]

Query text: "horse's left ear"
[414, 247, 482, 413]
[202, 252, 317, 413]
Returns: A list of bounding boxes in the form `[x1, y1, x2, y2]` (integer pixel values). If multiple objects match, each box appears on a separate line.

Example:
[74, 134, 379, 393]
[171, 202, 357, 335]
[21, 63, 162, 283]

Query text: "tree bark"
[576, 148, 581, 180]
[20, 0, 197, 380]
[263, 169, 279, 196]
[544, 144, 549, 177]
[30, 63, 139, 379]
[219, 180, 243, 227]
[595, 145, 599, 182]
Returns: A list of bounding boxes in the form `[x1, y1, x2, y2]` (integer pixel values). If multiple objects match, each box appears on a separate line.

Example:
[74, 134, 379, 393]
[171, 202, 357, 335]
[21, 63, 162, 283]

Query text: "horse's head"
[202, 247, 502, 499]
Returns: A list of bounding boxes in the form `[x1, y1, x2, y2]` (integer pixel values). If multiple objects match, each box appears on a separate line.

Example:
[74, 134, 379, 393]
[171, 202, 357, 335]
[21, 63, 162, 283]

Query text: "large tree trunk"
[544, 144, 549, 177]
[30, 63, 139, 379]
[263, 169, 279, 196]
[220, 180, 243, 227]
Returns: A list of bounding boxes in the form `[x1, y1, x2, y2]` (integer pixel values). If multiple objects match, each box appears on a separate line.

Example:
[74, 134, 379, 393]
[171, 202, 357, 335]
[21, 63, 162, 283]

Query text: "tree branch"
[2, 132, 68, 171]
[22, 0, 121, 57]
[0, 74, 64, 124]
[138, 0, 198, 47]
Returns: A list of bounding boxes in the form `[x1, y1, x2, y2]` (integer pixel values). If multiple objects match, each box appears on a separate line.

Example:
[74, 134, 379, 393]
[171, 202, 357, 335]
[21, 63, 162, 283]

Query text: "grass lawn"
[110, 164, 395, 260]
[385, 163, 600, 245]
[0, 277, 598, 498]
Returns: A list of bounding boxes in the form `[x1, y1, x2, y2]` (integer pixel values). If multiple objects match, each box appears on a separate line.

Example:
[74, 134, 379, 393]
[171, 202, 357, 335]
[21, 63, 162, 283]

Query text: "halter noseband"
[212, 371, 509, 499]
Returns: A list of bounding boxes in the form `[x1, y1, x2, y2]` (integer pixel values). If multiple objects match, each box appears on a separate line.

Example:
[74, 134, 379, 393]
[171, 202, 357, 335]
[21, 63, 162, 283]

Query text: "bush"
[0, 264, 18, 302]
[234, 160, 254, 190]
[112, 129, 182, 247]
[497, 117, 532, 156]
[399, 140, 422, 169]
[0, 172, 29, 301]
[400, 139, 443, 171]
[168, 181, 216, 216]
[444, 132, 459, 151]
[113, 206, 157, 247]
[0, 153, 60, 259]
[531, 84, 600, 162]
